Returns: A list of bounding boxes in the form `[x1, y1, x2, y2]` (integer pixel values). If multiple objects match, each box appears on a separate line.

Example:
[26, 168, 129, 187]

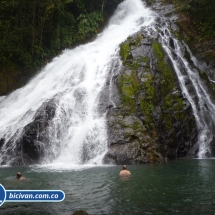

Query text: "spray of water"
[0, 0, 155, 168]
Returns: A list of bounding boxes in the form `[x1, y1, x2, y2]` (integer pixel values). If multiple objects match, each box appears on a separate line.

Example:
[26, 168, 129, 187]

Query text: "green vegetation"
[140, 74, 155, 115]
[119, 42, 131, 62]
[140, 73, 156, 129]
[145, 0, 153, 6]
[142, 56, 149, 63]
[162, 0, 215, 41]
[129, 33, 144, 47]
[180, 0, 215, 39]
[117, 71, 140, 114]
[119, 34, 148, 70]
[152, 42, 175, 96]
[0, 0, 122, 95]
[161, 93, 186, 130]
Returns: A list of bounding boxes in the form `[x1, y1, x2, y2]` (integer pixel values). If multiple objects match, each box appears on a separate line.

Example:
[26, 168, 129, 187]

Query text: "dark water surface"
[0, 159, 215, 215]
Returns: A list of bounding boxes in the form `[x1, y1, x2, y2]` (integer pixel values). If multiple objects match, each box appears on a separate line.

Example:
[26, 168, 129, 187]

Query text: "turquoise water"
[0, 159, 215, 215]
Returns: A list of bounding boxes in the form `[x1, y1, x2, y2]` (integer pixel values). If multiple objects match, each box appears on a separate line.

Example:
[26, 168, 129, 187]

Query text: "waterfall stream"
[0, 0, 155, 167]
[154, 19, 215, 158]
[0, 0, 214, 167]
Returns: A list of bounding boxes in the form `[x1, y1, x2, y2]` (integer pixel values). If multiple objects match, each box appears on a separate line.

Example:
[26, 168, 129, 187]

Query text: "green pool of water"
[0, 159, 215, 215]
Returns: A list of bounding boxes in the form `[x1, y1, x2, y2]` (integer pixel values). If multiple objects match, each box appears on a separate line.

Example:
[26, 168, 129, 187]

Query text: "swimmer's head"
[16, 172, 21, 179]
[123, 165, 127, 170]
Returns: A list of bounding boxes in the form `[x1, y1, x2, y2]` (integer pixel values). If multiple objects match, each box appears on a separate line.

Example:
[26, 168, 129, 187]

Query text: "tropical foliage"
[0, 0, 122, 94]
[166, 0, 215, 39]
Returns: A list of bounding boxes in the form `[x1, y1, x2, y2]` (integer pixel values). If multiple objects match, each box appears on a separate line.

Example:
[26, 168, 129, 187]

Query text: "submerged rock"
[72, 210, 89, 215]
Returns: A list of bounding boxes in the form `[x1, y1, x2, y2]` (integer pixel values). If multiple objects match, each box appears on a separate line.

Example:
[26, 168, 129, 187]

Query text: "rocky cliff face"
[102, 0, 215, 165]
[103, 29, 197, 164]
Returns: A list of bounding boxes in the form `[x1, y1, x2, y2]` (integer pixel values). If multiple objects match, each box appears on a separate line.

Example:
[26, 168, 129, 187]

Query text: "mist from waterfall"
[0, 0, 155, 168]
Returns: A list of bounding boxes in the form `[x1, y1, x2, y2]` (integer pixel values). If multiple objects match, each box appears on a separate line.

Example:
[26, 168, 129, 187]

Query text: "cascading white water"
[154, 20, 215, 158]
[1, 0, 214, 166]
[0, 0, 155, 167]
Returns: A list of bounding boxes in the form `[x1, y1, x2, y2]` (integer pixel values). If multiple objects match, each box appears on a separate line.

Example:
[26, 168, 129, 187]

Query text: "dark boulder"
[0, 138, 4, 149]
[6, 99, 56, 166]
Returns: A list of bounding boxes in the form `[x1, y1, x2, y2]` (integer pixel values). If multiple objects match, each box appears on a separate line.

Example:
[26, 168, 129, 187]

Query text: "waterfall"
[155, 19, 215, 158]
[0, 0, 155, 167]
[1, 0, 214, 166]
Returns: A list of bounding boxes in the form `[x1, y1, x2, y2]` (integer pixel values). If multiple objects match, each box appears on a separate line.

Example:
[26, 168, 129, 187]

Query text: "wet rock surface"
[1, 100, 56, 166]
[103, 30, 198, 164]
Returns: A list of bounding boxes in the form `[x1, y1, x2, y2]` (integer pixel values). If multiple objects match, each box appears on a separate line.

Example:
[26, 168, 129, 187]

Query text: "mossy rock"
[117, 70, 140, 114]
